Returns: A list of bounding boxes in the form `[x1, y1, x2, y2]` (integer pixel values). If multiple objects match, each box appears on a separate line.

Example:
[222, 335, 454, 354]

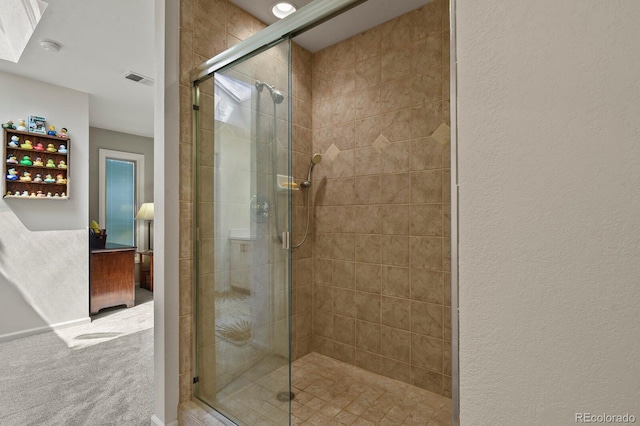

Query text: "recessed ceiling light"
[272, 2, 296, 19]
[40, 40, 61, 52]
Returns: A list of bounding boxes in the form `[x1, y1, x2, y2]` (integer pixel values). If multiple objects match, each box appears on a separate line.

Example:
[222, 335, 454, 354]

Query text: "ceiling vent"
[124, 71, 154, 86]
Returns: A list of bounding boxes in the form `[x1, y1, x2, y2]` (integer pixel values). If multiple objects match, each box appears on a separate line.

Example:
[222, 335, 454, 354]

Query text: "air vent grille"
[124, 71, 154, 86]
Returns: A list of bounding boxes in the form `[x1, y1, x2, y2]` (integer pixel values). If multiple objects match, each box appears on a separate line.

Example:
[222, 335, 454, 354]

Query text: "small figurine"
[36, 191, 46, 198]
[47, 125, 56, 136]
[46, 144, 56, 153]
[56, 174, 66, 184]
[46, 192, 52, 198]
[21, 190, 29, 197]
[54, 193, 60, 198]
[5, 191, 12, 196]
[33, 174, 43, 183]
[45, 159, 56, 168]
[44, 174, 55, 184]
[33, 157, 44, 167]
[2, 120, 16, 130]
[61, 192, 66, 197]
[57, 145, 67, 154]
[19, 171, 31, 182]
[34, 142, 45, 151]
[59, 128, 68, 139]
[20, 140, 33, 150]
[19, 155, 32, 166]
[16, 120, 27, 131]
[6, 154, 18, 164]
[57, 160, 67, 169]
[6, 168, 18, 181]
[29, 192, 36, 198]
[8, 135, 19, 148]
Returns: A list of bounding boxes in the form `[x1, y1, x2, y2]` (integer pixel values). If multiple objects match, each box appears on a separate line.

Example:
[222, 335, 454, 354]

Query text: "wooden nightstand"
[137, 250, 153, 292]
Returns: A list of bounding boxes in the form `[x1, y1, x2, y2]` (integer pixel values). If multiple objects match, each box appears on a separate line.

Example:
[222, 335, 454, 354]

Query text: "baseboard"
[150, 415, 178, 426]
[0, 317, 91, 343]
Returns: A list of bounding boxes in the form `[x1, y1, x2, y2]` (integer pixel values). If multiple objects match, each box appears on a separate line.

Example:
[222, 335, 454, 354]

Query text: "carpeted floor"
[0, 286, 153, 426]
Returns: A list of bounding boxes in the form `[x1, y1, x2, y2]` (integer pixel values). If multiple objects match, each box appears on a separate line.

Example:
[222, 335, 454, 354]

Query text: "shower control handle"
[282, 232, 290, 249]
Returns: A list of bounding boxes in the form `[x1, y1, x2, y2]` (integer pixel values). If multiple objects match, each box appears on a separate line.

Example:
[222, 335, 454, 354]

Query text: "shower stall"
[189, 0, 455, 424]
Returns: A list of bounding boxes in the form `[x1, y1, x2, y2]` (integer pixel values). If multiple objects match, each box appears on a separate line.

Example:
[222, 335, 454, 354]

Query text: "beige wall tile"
[355, 234, 381, 264]
[410, 236, 443, 270]
[410, 366, 443, 394]
[334, 233, 355, 261]
[381, 297, 410, 330]
[355, 116, 382, 148]
[314, 284, 332, 312]
[355, 349, 382, 374]
[381, 358, 411, 383]
[380, 173, 410, 204]
[382, 266, 410, 298]
[410, 204, 443, 236]
[411, 269, 444, 304]
[355, 292, 381, 323]
[381, 235, 410, 267]
[354, 27, 381, 61]
[333, 260, 356, 289]
[380, 109, 412, 142]
[355, 205, 381, 234]
[356, 320, 381, 353]
[314, 310, 333, 339]
[355, 262, 382, 294]
[381, 326, 411, 363]
[333, 288, 356, 317]
[381, 49, 412, 83]
[410, 170, 442, 203]
[411, 301, 444, 339]
[194, 0, 226, 29]
[333, 342, 355, 364]
[411, 33, 443, 74]
[333, 315, 355, 345]
[355, 56, 381, 89]
[410, 137, 445, 171]
[380, 204, 410, 235]
[411, 334, 443, 372]
[380, 77, 412, 113]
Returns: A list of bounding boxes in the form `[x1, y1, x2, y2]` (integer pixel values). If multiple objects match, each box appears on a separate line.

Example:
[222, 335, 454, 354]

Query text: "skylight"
[0, 0, 49, 63]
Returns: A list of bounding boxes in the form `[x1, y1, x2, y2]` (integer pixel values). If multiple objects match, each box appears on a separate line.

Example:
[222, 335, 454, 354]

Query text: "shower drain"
[276, 391, 295, 402]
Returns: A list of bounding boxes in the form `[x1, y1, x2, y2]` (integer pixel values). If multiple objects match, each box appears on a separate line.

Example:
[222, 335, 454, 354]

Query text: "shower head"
[256, 81, 284, 104]
[311, 153, 323, 165]
[301, 153, 323, 188]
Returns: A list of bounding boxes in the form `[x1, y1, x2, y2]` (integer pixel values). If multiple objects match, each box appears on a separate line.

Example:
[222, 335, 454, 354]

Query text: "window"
[99, 149, 145, 247]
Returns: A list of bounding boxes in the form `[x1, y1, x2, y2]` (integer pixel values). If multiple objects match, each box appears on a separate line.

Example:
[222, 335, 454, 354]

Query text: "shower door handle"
[282, 232, 290, 250]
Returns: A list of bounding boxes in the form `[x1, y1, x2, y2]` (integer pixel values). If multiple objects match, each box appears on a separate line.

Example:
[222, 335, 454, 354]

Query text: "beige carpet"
[0, 286, 153, 426]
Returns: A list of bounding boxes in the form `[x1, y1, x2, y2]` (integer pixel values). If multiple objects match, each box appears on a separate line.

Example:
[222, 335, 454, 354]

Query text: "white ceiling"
[0, 0, 155, 138]
[0, 0, 431, 140]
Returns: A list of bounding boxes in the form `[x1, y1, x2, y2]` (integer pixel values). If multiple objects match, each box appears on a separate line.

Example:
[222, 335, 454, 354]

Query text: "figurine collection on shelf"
[3, 118, 70, 199]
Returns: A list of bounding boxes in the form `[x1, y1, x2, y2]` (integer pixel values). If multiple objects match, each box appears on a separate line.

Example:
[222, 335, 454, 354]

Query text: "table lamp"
[135, 202, 154, 250]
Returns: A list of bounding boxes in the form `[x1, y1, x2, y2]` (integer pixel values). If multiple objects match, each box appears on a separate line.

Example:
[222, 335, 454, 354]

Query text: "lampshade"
[135, 202, 154, 221]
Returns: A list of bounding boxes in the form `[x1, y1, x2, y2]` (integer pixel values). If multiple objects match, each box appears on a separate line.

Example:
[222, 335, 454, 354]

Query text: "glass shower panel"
[194, 40, 292, 426]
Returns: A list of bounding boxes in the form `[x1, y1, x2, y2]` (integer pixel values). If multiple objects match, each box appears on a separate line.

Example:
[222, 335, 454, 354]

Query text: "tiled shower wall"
[309, 0, 452, 397]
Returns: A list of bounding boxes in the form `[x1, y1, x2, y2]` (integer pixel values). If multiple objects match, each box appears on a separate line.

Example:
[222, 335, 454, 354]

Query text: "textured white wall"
[0, 71, 89, 339]
[456, 1, 640, 424]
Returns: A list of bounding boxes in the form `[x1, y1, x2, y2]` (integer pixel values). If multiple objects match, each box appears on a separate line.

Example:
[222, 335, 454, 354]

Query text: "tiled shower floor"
[216, 352, 452, 425]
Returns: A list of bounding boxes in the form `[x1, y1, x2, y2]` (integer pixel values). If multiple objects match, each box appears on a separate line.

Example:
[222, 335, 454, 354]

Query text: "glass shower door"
[193, 40, 292, 426]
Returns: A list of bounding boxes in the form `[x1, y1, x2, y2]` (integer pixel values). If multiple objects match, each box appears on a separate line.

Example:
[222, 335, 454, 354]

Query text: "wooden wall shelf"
[3, 128, 70, 199]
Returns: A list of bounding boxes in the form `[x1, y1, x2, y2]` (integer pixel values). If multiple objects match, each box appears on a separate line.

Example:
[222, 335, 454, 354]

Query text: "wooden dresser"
[90, 243, 136, 315]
